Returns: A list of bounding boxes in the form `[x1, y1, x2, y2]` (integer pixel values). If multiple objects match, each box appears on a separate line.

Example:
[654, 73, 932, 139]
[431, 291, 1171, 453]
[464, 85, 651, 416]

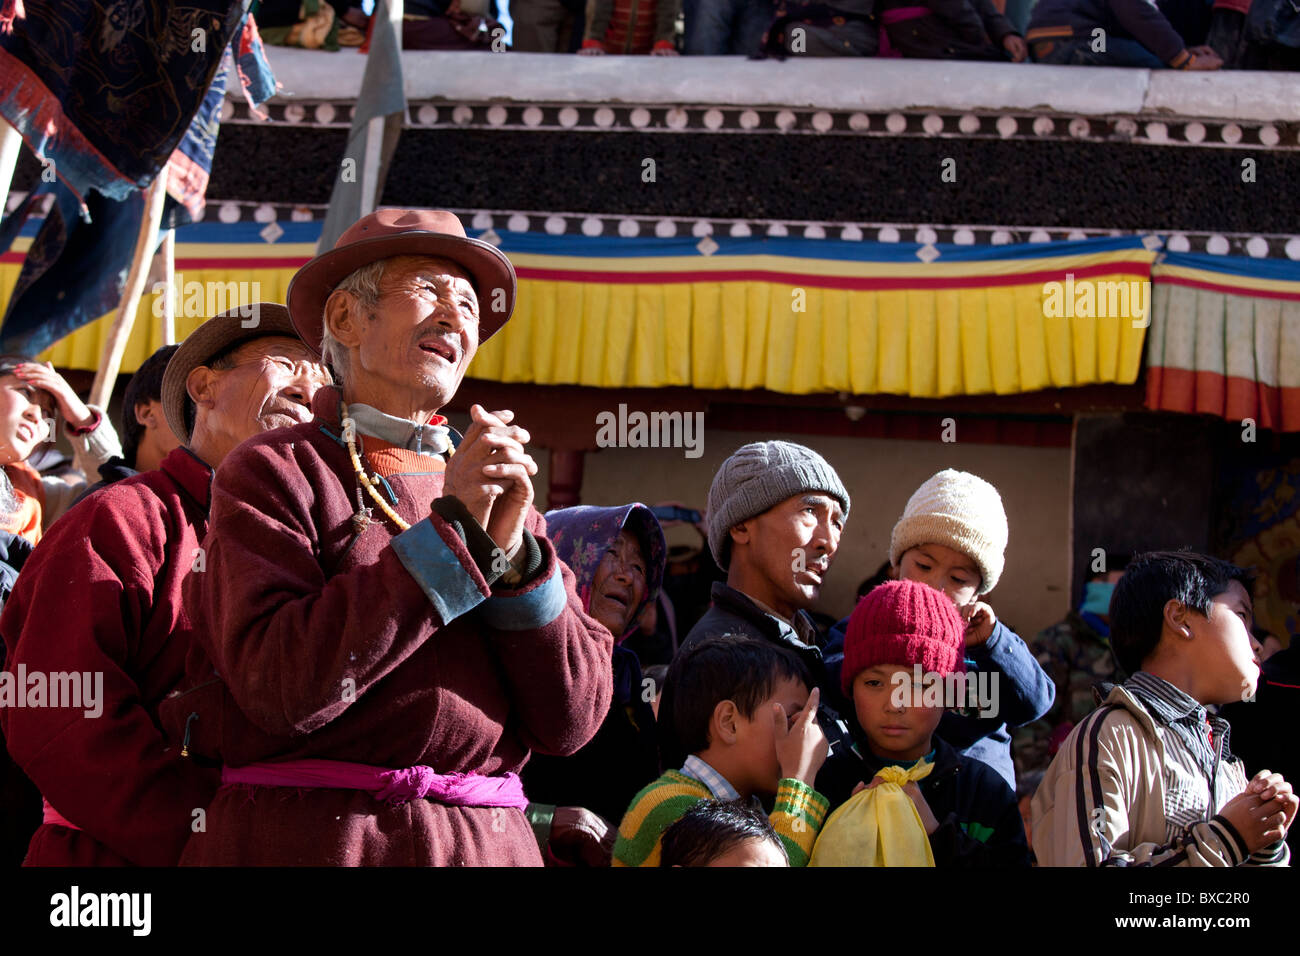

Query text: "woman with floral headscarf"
[524, 503, 667, 865]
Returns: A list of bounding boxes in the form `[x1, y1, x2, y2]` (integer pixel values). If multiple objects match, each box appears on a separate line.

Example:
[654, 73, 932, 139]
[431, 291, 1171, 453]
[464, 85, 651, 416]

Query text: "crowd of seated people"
[252, 0, 1298, 69]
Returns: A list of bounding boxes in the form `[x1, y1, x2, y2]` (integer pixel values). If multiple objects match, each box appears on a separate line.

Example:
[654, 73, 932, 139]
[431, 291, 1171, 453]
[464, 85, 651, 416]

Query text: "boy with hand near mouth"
[1033, 551, 1296, 866]
[613, 635, 831, 867]
[828, 469, 1053, 794]
[816, 579, 1029, 866]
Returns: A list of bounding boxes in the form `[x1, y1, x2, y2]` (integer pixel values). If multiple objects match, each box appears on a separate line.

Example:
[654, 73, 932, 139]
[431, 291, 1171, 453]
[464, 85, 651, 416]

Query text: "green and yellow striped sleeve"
[612, 772, 712, 867]
[771, 778, 832, 867]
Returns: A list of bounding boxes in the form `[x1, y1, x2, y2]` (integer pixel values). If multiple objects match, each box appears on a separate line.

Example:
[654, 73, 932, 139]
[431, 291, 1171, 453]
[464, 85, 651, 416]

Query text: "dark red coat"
[168, 388, 613, 866]
[0, 448, 221, 866]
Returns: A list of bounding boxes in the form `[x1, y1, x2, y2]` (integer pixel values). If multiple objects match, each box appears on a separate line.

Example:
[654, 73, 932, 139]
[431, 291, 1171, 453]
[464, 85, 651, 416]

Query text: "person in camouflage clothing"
[1013, 563, 1127, 776]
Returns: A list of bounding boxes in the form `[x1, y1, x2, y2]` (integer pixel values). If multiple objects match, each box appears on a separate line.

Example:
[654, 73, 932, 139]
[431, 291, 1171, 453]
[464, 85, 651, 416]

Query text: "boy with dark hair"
[613, 634, 831, 866]
[1034, 550, 1297, 866]
[659, 800, 789, 866]
[120, 345, 182, 474]
[77, 345, 182, 500]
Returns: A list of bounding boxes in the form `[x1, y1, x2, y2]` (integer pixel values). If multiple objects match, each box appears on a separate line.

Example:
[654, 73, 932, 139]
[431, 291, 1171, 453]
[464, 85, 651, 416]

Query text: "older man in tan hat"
[0, 306, 328, 866]
[171, 209, 613, 866]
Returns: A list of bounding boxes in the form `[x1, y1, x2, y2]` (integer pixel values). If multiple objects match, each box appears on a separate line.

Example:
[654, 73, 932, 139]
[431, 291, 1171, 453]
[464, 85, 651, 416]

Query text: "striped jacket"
[1032, 678, 1290, 866]
[612, 770, 830, 866]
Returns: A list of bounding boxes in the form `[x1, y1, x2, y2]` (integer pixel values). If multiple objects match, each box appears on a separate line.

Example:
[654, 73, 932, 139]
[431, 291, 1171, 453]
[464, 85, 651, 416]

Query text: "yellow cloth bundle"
[809, 761, 936, 867]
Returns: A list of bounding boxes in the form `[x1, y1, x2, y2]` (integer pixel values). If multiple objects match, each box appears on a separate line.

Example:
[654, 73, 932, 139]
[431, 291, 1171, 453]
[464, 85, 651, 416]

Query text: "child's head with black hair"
[122, 345, 181, 471]
[664, 634, 814, 799]
[1110, 550, 1262, 706]
[659, 799, 789, 867]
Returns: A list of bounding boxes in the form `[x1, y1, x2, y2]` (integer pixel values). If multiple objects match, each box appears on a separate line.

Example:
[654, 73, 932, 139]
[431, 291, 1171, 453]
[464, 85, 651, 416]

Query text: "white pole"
[159, 228, 176, 346]
[0, 119, 23, 219]
[360, 114, 383, 217]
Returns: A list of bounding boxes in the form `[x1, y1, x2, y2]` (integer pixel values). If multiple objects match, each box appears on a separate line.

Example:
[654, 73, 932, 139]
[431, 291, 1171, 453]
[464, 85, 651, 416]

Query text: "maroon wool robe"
[168, 387, 613, 866]
[0, 448, 221, 866]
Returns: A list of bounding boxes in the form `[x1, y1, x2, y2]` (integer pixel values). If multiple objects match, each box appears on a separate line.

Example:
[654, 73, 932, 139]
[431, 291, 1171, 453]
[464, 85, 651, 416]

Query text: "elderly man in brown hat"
[0, 306, 328, 866]
[170, 209, 613, 866]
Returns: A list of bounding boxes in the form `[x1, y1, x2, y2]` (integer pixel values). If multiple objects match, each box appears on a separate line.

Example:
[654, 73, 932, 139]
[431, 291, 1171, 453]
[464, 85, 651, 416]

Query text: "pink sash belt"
[879, 5, 931, 58]
[43, 798, 82, 831]
[221, 758, 530, 810]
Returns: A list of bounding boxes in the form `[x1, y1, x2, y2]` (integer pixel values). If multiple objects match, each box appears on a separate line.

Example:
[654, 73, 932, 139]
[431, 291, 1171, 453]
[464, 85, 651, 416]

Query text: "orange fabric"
[3, 462, 44, 544]
[360, 437, 448, 479]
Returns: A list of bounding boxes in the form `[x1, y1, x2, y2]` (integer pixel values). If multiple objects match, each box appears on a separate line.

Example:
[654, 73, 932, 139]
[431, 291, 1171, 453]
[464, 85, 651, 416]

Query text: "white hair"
[322, 258, 390, 383]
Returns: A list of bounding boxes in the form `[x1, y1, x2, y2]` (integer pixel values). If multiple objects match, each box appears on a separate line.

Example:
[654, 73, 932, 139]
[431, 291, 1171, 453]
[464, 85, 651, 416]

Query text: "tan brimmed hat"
[161, 303, 302, 442]
[285, 208, 517, 354]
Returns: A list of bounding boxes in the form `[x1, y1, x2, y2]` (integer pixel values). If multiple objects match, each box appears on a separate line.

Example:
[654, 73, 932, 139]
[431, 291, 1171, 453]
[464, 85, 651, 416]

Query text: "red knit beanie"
[840, 579, 967, 697]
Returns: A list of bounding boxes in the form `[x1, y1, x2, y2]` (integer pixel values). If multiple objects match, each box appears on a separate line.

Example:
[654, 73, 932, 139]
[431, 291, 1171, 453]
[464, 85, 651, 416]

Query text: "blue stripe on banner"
[478, 231, 1149, 263]
[1159, 251, 1300, 282]
[391, 519, 485, 624]
[132, 221, 1149, 264]
[173, 220, 327, 244]
[479, 565, 567, 632]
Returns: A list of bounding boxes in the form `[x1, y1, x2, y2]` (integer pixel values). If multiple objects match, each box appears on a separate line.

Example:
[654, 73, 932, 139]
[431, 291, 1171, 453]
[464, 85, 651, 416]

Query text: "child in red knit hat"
[823, 579, 1029, 866]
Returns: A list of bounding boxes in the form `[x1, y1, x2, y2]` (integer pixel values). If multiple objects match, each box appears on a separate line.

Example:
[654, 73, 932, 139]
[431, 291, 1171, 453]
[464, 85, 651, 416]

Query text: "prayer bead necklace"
[340, 400, 412, 533]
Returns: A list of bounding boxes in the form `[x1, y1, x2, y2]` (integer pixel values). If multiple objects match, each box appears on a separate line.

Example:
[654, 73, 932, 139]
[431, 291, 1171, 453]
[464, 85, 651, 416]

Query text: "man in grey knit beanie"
[662, 441, 854, 772]
[706, 440, 851, 578]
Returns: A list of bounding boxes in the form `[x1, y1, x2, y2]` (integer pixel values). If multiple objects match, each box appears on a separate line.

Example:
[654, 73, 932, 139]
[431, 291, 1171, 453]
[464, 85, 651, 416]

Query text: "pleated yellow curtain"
[6, 258, 1150, 396]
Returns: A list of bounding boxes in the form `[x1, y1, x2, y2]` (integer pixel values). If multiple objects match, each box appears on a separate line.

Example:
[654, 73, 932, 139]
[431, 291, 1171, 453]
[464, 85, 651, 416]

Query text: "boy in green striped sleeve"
[613, 635, 830, 867]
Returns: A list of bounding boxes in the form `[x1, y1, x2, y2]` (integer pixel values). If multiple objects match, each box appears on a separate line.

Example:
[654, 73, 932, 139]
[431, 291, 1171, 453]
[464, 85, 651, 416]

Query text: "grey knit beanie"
[706, 441, 850, 569]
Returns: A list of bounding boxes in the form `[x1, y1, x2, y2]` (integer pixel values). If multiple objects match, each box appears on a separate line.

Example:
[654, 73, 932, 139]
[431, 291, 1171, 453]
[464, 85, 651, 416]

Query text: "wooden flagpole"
[89, 165, 169, 410]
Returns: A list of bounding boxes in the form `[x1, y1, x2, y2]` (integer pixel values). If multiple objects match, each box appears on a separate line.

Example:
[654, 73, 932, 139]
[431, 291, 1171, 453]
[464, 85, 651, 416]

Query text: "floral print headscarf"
[544, 503, 667, 644]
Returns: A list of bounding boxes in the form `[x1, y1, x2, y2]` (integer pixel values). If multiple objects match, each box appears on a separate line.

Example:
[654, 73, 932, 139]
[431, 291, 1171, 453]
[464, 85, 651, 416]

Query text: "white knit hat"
[888, 469, 1008, 595]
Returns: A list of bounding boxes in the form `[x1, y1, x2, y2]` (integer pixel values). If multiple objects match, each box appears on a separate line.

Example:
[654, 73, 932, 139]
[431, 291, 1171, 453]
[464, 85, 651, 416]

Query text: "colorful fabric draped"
[0, 0, 247, 204]
[1145, 252, 1300, 433]
[5, 222, 1160, 398]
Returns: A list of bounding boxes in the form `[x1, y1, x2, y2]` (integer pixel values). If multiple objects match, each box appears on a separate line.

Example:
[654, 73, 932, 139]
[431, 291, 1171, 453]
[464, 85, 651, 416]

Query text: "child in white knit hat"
[885, 469, 1054, 791]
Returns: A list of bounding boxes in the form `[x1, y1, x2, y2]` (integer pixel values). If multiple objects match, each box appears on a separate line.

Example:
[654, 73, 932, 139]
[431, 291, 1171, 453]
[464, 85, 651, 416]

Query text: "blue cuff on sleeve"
[391, 518, 486, 624]
[480, 563, 567, 631]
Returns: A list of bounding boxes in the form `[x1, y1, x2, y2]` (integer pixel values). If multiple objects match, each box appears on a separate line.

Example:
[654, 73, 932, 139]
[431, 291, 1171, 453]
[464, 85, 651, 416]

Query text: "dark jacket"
[826, 616, 1055, 791]
[1026, 0, 1191, 64]
[823, 734, 1031, 866]
[1220, 645, 1300, 857]
[667, 582, 857, 778]
[881, 0, 1018, 59]
[71, 456, 139, 507]
[0, 529, 37, 866]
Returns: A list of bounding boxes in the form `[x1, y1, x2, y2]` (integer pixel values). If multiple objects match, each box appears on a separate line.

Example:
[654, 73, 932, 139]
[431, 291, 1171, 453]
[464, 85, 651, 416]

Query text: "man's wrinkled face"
[354, 256, 480, 408]
[730, 493, 844, 619]
[199, 336, 329, 443]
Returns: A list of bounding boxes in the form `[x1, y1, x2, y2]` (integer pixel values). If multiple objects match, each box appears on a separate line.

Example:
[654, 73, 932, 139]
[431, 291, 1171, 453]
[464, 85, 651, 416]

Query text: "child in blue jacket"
[824, 469, 1054, 796]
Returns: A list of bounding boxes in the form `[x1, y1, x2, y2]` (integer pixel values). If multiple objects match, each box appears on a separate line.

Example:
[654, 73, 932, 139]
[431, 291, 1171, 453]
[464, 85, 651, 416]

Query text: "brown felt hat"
[285, 208, 517, 354]
[161, 303, 303, 443]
